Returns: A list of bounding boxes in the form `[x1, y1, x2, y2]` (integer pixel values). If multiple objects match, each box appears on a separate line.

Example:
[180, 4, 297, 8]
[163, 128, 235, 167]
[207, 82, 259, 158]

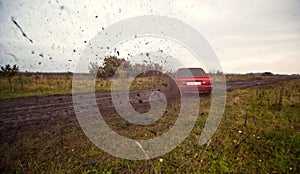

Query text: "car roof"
[176, 68, 204, 71]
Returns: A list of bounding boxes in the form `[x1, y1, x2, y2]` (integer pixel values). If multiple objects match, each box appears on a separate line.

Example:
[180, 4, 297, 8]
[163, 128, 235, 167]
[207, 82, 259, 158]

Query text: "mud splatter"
[11, 17, 33, 43]
[5, 52, 17, 61]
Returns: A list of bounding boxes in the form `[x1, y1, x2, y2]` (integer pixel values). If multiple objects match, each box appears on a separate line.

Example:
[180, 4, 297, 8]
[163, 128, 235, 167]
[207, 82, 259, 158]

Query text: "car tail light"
[202, 79, 212, 85]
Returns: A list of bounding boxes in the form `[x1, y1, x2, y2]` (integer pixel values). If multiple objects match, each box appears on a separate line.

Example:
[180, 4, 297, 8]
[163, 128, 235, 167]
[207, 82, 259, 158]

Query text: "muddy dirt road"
[0, 76, 298, 142]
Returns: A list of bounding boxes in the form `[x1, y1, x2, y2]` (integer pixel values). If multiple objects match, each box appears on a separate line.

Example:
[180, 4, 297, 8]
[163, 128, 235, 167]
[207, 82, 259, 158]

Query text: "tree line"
[88, 56, 164, 78]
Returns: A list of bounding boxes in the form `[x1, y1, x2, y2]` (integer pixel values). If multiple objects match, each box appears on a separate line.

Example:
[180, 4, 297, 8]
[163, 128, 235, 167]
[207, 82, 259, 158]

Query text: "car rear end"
[175, 68, 213, 93]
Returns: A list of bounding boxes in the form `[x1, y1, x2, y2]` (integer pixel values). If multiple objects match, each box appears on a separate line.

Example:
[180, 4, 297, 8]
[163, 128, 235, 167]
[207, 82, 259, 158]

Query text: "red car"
[175, 68, 213, 93]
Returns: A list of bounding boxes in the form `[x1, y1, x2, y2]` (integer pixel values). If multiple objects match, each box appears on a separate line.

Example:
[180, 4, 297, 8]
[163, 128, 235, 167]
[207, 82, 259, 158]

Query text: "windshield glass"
[177, 68, 206, 78]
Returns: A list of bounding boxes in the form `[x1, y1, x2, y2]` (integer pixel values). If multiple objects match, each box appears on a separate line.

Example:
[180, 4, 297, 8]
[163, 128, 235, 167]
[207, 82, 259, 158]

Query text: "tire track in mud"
[0, 88, 173, 133]
[0, 76, 298, 142]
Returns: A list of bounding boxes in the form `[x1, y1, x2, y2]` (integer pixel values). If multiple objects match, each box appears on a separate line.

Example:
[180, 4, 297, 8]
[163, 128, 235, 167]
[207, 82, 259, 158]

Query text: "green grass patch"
[0, 75, 166, 99]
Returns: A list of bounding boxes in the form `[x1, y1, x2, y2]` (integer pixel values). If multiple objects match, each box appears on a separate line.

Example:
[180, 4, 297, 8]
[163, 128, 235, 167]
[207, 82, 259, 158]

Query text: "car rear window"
[177, 68, 207, 78]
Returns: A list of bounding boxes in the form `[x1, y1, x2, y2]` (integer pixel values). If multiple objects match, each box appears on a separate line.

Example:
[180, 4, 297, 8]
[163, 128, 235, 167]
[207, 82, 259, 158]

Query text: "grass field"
[1, 78, 299, 173]
[225, 74, 281, 82]
[0, 73, 279, 99]
[0, 73, 165, 99]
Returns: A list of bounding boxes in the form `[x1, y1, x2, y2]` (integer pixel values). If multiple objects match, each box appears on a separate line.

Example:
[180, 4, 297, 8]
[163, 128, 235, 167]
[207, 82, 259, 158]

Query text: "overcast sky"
[0, 0, 299, 74]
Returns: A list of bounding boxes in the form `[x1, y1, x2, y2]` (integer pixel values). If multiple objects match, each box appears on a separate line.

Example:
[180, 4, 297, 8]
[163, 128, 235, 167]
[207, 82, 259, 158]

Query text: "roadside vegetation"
[0, 57, 166, 99]
[0, 60, 291, 99]
[0, 73, 283, 99]
[1, 78, 299, 173]
[0, 73, 167, 99]
[225, 74, 283, 82]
